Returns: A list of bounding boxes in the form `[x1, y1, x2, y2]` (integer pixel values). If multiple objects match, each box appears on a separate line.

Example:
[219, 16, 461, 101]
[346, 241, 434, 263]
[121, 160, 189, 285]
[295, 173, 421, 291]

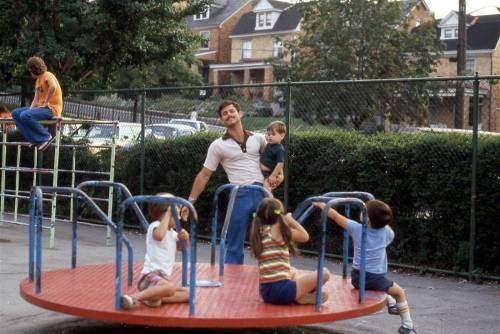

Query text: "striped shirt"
[257, 226, 291, 284]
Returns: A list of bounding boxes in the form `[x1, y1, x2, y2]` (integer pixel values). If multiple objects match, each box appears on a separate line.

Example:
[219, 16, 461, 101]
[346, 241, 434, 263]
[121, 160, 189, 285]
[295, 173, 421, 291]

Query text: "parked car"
[145, 123, 196, 140]
[168, 119, 207, 132]
[71, 122, 142, 147]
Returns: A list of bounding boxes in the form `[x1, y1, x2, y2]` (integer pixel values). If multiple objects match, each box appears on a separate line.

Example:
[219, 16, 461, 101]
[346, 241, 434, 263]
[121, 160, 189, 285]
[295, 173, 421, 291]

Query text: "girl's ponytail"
[250, 214, 263, 257]
[278, 214, 297, 255]
[251, 197, 298, 257]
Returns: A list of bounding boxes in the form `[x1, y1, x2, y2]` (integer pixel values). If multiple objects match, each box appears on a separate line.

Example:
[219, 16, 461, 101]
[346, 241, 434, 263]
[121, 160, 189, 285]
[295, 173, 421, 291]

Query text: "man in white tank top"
[188, 101, 267, 264]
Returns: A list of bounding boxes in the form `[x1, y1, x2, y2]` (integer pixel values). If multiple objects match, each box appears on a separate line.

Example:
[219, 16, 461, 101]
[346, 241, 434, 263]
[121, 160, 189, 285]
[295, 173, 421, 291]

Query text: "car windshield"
[146, 126, 177, 138]
[85, 125, 114, 139]
[170, 120, 196, 129]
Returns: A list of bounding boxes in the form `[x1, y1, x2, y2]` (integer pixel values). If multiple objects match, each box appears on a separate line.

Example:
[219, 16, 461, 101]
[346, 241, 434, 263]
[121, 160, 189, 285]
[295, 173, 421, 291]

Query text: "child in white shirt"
[121, 193, 190, 309]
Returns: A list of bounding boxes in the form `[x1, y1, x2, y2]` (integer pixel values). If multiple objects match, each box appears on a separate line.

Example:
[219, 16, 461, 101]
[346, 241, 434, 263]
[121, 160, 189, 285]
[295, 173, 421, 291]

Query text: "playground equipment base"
[20, 263, 385, 328]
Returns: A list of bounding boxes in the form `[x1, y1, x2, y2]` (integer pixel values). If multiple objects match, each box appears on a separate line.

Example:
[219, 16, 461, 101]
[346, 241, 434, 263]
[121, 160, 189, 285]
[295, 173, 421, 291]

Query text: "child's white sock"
[386, 294, 396, 307]
[397, 301, 414, 329]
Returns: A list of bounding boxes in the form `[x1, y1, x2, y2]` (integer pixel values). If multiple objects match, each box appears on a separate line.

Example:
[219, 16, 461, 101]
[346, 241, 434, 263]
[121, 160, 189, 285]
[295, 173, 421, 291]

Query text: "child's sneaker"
[388, 304, 400, 315]
[296, 291, 328, 305]
[398, 326, 417, 334]
[143, 299, 162, 308]
[120, 294, 137, 310]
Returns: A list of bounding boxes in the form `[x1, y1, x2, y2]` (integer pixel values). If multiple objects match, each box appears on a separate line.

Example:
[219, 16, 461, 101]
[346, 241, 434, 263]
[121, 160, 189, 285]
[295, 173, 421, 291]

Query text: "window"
[266, 13, 272, 26]
[273, 40, 283, 58]
[258, 13, 265, 27]
[256, 12, 273, 29]
[194, 7, 209, 20]
[242, 40, 252, 59]
[466, 58, 475, 72]
[200, 31, 210, 49]
[468, 97, 483, 128]
[442, 28, 459, 39]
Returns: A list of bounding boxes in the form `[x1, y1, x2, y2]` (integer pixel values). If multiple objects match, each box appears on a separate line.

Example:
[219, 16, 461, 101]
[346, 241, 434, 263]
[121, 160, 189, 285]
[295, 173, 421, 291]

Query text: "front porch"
[209, 62, 274, 100]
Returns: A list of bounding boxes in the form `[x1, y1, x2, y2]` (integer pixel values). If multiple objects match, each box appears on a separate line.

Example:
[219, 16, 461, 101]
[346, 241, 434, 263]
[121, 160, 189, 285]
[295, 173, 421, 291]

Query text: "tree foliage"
[0, 0, 211, 90]
[278, 0, 444, 129]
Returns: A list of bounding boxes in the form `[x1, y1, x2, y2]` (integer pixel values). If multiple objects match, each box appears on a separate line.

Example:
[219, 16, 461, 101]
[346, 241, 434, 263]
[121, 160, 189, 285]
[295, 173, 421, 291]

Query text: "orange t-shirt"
[35, 71, 63, 117]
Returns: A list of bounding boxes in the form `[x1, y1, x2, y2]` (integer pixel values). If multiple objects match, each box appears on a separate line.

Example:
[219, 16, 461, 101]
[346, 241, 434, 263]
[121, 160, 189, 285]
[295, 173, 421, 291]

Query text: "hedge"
[113, 130, 500, 275]
[3, 129, 499, 275]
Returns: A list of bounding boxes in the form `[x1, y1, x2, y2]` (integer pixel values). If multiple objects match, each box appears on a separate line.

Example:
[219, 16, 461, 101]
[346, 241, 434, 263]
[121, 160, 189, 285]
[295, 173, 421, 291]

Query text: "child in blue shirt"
[314, 199, 416, 334]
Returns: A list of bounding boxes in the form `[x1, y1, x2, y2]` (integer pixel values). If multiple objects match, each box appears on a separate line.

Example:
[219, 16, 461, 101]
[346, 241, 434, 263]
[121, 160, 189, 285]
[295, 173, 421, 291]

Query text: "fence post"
[140, 89, 146, 196]
[133, 94, 139, 123]
[469, 73, 479, 279]
[284, 80, 292, 211]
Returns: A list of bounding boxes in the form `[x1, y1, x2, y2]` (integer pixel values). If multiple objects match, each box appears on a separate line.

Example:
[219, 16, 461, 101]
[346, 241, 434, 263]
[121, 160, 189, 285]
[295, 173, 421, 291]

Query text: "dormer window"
[438, 11, 464, 40]
[194, 7, 210, 20]
[441, 27, 458, 39]
[257, 12, 274, 29]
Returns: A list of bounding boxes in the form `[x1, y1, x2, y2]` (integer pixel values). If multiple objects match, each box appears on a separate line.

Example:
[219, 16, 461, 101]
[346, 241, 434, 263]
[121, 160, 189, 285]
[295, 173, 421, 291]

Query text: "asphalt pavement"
[1, 219, 499, 334]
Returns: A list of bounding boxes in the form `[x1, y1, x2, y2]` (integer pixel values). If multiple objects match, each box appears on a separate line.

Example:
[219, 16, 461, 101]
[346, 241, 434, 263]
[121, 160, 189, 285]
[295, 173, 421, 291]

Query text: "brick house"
[208, 0, 301, 100]
[187, 0, 256, 83]
[401, 0, 434, 28]
[431, 12, 500, 132]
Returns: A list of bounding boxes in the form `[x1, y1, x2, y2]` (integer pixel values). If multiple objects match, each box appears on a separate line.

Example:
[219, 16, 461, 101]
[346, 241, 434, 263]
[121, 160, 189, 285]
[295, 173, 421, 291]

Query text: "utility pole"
[455, 0, 467, 129]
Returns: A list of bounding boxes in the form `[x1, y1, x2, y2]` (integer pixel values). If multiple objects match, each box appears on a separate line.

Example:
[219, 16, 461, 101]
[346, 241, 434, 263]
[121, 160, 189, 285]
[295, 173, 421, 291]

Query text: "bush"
[287, 130, 500, 275]
[5, 127, 499, 275]
[116, 130, 500, 275]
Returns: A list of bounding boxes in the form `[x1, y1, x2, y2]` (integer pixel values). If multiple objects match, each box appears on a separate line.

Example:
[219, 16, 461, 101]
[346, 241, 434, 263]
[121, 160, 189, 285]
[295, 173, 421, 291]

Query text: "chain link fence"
[2, 76, 499, 279]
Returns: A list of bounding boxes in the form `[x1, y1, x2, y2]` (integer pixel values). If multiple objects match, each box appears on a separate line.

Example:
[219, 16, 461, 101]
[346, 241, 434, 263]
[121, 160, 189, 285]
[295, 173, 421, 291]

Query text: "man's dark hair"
[366, 199, 393, 229]
[218, 101, 240, 117]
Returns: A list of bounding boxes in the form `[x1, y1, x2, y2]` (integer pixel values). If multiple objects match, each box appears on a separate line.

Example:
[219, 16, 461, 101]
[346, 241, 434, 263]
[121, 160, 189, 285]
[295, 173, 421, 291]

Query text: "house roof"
[187, 0, 251, 29]
[438, 14, 500, 51]
[231, 4, 301, 36]
[401, 0, 428, 16]
[267, 0, 290, 11]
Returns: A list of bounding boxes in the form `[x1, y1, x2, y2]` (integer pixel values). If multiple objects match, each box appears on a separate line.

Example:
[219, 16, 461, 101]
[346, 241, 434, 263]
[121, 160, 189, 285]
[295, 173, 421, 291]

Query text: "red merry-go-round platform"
[20, 263, 385, 328]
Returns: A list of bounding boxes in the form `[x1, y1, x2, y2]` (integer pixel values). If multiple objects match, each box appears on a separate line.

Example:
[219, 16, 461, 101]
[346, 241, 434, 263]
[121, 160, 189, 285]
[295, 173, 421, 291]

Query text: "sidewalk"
[1, 221, 499, 334]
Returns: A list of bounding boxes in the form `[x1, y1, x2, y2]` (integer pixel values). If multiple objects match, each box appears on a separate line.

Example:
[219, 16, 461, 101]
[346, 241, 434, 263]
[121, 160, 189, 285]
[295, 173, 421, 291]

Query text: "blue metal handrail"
[76, 180, 149, 232]
[292, 192, 374, 278]
[117, 195, 198, 316]
[28, 186, 134, 310]
[291, 196, 369, 311]
[315, 197, 369, 310]
[209, 183, 272, 276]
[209, 183, 237, 266]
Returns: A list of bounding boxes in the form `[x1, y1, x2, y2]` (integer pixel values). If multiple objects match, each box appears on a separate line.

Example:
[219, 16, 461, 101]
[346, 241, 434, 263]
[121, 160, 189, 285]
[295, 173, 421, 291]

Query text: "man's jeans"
[225, 184, 265, 264]
[11, 107, 53, 144]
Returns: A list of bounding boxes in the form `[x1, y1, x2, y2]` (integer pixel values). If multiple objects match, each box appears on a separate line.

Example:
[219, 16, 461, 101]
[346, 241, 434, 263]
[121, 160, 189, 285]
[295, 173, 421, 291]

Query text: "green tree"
[279, 0, 443, 129]
[110, 58, 204, 90]
[0, 0, 211, 90]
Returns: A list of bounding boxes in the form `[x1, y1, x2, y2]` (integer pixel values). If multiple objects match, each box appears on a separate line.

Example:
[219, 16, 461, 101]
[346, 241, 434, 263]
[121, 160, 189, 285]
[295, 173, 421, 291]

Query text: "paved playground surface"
[1, 220, 499, 334]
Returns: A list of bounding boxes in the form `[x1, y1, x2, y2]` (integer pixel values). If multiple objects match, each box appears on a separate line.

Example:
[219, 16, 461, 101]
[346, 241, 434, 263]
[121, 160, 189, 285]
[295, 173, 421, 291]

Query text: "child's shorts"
[351, 269, 393, 292]
[137, 269, 170, 291]
[260, 279, 297, 305]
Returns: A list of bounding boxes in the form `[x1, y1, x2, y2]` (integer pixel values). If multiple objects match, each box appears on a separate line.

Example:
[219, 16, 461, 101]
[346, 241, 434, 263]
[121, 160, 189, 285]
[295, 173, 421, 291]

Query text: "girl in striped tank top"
[250, 198, 330, 305]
